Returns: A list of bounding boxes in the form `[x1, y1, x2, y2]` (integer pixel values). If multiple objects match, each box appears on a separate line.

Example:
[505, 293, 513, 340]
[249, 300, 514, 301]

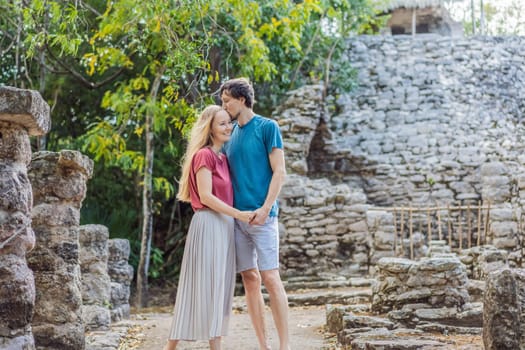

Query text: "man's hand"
[249, 207, 270, 225]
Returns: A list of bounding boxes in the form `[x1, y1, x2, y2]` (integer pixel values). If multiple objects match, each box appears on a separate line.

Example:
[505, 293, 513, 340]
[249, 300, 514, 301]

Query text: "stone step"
[283, 276, 373, 291]
[234, 284, 373, 310]
[339, 328, 465, 349]
[416, 323, 482, 335]
[388, 303, 483, 329]
[286, 287, 372, 306]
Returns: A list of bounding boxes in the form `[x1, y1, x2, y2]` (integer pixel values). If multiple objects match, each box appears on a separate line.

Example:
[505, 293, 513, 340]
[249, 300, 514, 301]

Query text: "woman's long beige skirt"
[168, 209, 236, 341]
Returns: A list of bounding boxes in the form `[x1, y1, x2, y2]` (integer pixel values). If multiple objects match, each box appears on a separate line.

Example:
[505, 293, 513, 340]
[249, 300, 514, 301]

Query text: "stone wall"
[0, 87, 50, 350]
[274, 35, 525, 276]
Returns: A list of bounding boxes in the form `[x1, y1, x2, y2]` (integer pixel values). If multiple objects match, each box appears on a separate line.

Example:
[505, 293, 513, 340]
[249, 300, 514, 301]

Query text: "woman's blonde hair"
[176, 105, 222, 202]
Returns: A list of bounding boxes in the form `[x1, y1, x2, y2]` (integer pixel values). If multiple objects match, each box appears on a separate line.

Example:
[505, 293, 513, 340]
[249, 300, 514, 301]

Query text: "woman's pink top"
[189, 147, 233, 211]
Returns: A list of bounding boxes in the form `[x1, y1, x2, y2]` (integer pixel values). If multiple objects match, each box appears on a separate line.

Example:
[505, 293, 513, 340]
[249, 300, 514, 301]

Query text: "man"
[221, 78, 290, 350]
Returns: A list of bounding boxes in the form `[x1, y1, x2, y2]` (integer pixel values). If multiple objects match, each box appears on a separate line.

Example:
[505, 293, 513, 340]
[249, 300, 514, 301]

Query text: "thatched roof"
[380, 0, 463, 11]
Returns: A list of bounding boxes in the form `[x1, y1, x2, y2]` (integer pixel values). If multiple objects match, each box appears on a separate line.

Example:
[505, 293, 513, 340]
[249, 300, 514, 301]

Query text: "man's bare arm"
[250, 147, 286, 225]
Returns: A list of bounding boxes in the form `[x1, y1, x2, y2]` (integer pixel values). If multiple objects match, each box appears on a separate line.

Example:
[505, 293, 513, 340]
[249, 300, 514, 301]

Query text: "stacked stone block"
[279, 174, 369, 276]
[372, 256, 470, 315]
[273, 86, 371, 277]
[79, 224, 112, 331]
[460, 245, 509, 280]
[366, 210, 395, 264]
[27, 150, 93, 350]
[273, 84, 325, 176]
[108, 238, 134, 322]
[273, 35, 525, 274]
[0, 86, 50, 349]
[329, 36, 525, 208]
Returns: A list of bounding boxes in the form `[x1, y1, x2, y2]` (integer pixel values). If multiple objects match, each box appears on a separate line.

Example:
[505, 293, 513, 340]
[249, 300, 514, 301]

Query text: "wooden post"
[400, 209, 405, 257]
[427, 207, 431, 240]
[467, 204, 472, 248]
[447, 205, 452, 248]
[418, 210, 423, 235]
[437, 209, 442, 241]
[484, 201, 491, 244]
[393, 208, 398, 255]
[412, 8, 416, 37]
[409, 206, 414, 260]
[458, 207, 463, 251]
[477, 201, 482, 246]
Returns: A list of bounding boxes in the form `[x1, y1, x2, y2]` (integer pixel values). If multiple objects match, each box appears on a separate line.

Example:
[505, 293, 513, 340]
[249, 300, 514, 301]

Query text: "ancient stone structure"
[460, 245, 509, 280]
[0, 87, 50, 349]
[79, 224, 112, 331]
[380, 0, 463, 36]
[483, 268, 525, 350]
[274, 35, 525, 276]
[325, 248, 487, 347]
[108, 238, 133, 322]
[27, 150, 93, 350]
[372, 256, 470, 314]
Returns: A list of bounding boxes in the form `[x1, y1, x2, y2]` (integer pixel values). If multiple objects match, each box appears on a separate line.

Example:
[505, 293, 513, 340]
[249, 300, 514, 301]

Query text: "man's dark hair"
[219, 78, 255, 108]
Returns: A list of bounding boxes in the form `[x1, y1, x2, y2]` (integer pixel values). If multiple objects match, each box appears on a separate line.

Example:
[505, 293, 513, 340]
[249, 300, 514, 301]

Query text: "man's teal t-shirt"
[223, 115, 283, 217]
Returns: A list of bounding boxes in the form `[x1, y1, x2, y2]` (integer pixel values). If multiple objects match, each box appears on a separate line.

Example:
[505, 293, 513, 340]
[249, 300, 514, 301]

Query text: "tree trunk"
[411, 8, 416, 36]
[479, 0, 485, 35]
[37, 46, 47, 151]
[136, 65, 166, 308]
[471, 0, 476, 34]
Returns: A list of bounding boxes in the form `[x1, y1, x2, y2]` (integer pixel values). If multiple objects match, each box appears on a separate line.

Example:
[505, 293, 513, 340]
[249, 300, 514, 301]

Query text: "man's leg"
[261, 269, 290, 350]
[241, 268, 271, 350]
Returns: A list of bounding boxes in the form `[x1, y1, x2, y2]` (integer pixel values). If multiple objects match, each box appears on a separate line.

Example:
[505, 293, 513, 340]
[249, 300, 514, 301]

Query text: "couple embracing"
[164, 78, 290, 350]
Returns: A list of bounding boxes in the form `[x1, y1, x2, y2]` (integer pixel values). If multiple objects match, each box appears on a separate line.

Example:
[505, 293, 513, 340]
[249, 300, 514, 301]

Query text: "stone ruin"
[380, 0, 464, 36]
[0, 86, 133, 349]
[107, 238, 133, 323]
[80, 224, 112, 332]
[79, 226, 133, 329]
[323, 242, 525, 349]
[0, 86, 50, 349]
[274, 35, 525, 278]
[27, 150, 93, 349]
[271, 34, 525, 349]
[483, 268, 525, 350]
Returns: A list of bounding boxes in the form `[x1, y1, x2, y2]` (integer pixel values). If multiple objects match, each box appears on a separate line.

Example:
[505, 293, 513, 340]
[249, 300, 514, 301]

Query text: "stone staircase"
[232, 274, 374, 310]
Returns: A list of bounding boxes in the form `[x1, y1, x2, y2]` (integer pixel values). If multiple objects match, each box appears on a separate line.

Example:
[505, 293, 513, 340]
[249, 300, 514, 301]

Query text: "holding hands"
[237, 210, 255, 223]
[249, 207, 270, 226]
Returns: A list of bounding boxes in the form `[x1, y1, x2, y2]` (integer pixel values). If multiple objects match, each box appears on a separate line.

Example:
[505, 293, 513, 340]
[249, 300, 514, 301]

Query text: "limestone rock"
[483, 268, 525, 350]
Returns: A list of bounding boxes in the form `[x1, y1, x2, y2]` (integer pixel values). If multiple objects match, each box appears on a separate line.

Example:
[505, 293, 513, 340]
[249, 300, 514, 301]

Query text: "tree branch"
[45, 43, 127, 89]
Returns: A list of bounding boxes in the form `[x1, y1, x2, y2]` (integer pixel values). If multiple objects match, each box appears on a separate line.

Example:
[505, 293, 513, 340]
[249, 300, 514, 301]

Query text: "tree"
[1, 0, 381, 307]
[447, 0, 525, 35]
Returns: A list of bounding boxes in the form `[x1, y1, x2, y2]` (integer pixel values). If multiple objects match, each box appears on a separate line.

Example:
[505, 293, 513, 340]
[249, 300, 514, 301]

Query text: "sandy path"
[128, 300, 327, 350]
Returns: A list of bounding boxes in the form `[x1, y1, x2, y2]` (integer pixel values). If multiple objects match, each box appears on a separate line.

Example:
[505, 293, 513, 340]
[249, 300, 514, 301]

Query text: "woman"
[165, 105, 253, 350]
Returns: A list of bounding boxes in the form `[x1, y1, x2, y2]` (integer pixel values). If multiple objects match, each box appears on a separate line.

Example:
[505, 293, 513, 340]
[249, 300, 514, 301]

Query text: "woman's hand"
[237, 211, 255, 223]
[249, 207, 270, 225]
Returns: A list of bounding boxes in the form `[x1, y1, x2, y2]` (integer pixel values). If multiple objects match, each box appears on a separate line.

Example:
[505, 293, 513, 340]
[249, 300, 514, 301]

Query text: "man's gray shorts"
[235, 216, 279, 273]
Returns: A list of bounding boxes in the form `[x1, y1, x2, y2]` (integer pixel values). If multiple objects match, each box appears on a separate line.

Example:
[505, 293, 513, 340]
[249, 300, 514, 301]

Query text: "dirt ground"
[122, 298, 331, 350]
